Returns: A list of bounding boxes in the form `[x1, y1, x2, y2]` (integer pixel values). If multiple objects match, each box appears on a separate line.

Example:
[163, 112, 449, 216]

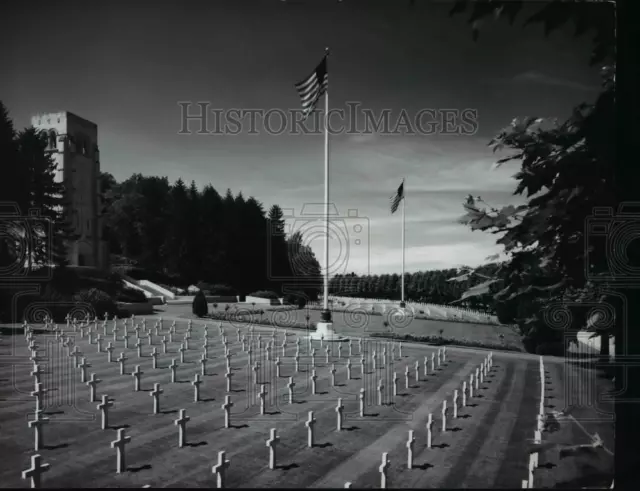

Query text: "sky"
[1, 0, 604, 276]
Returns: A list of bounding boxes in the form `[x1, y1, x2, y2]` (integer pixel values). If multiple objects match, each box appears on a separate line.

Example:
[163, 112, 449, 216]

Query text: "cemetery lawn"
[176, 303, 525, 351]
[0, 318, 613, 488]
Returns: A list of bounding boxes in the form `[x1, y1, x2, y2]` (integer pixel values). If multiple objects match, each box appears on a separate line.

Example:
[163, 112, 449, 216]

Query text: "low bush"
[117, 286, 148, 304]
[192, 290, 209, 317]
[283, 291, 307, 308]
[74, 288, 119, 320]
[368, 332, 524, 352]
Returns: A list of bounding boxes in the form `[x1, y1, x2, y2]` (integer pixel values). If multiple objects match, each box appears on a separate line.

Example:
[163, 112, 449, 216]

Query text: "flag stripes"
[294, 55, 328, 119]
[390, 179, 404, 214]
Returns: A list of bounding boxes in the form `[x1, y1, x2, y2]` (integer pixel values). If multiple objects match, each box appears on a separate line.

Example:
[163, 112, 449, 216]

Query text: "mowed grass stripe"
[492, 360, 538, 488]
[238, 357, 471, 488]
[143, 353, 470, 487]
[380, 360, 508, 488]
[437, 359, 517, 488]
[359, 357, 509, 489]
[459, 360, 532, 488]
[307, 359, 479, 488]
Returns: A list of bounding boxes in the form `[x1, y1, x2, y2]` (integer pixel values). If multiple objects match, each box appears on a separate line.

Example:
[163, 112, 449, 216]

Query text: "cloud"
[484, 71, 599, 92]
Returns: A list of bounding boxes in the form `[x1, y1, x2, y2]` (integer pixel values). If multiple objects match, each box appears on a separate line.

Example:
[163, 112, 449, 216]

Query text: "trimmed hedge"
[368, 332, 524, 352]
[248, 290, 279, 300]
[206, 308, 314, 331]
[306, 305, 498, 326]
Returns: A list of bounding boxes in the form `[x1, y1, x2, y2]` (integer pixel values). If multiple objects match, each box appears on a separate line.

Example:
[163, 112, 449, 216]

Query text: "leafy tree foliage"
[445, 0, 616, 355]
[101, 175, 322, 298]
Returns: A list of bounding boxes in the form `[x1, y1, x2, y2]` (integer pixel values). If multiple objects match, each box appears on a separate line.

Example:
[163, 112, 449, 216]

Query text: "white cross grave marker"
[311, 369, 317, 395]
[406, 430, 415, 469]
[379, 453, 390, 489]
[259, 384, 267, 415]
[97, 394, 114, 430]
[174, 409, 190, 448]
[305, 411, 316, 447]
[192, 373, 202, 402]
[212, 451, 230, 488]
[132, 365, 143, 392]
[287, 377, 295, 404]
[22, 454, 50, 489]
[222, 395, 233, 428]
[462, 381, 467, 407]
[87, 373, 101, 402]
[170, 359, 178, 383]
[79, 357, 91, 382]
[426, 413, 433, 448]
[151, 348, 159, 369]
[442, 400, 448, 432]
[111, 428, 131, 474]
[335, 398, 344, 431]
[452, 389, 460, 418]
[266, 428, 280, 470]
[151, 383, 163, 414]
[225, 369, 233, 392]
[28, 411, 50, 451]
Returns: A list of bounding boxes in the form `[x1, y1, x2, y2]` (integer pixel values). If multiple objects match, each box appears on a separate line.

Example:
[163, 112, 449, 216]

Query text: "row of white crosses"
[522, 355, 544, 489]
[370, 351, 494, 490]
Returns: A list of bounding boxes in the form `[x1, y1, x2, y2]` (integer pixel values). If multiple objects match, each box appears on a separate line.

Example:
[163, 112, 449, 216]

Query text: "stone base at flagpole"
[309, 322, 346, 341]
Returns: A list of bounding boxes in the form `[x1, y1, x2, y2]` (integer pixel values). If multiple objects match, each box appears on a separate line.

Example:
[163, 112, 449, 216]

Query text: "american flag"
[294, 53, 328, 120]
[390, 179, 405, 214]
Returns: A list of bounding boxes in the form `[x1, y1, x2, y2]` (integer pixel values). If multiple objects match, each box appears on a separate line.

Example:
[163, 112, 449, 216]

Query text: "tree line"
[328, 262, 500, 311]
[100, 172, 322, 300]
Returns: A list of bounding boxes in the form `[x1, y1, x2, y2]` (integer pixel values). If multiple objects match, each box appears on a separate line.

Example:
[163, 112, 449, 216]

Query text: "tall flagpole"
[400, 185, 406, 308]
[322, 46, 331, 322]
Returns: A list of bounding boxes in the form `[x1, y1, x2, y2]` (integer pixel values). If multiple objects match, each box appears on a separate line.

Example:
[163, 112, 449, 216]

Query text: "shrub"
[192, 290, 208, 317]
[249, 290, 279, 300]
[117, 287, 148, 304]
[197, 283, 237, 296]
[75, 288, 118, 320]
[283, 291, 307, 308]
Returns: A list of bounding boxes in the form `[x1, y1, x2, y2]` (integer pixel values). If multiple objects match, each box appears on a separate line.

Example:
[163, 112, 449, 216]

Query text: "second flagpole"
[401, 182, 406, 308]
